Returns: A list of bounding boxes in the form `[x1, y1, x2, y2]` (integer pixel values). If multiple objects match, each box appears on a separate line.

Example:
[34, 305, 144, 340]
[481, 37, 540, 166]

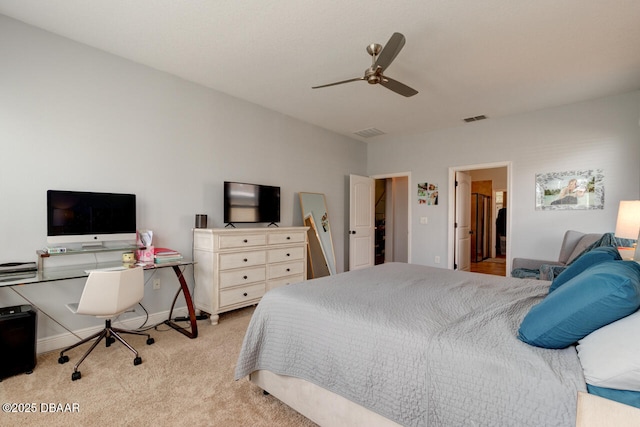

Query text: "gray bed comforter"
[235, 262, 586, 426]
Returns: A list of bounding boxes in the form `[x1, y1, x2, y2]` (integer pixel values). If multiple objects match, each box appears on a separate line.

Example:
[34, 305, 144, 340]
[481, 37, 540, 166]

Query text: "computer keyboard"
[83, 266, 129, 274]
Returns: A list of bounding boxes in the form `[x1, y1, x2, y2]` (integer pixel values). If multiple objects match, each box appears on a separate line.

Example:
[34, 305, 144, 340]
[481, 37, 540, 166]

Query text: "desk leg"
[163, 265, 198, 339]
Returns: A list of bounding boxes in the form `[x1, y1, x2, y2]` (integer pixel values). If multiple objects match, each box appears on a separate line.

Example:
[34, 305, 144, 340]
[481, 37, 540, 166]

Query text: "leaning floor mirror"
[299, 192, 337, 278]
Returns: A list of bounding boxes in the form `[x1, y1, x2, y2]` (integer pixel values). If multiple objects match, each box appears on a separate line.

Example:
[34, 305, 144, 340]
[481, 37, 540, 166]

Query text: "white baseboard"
[37, 306, 190, 354]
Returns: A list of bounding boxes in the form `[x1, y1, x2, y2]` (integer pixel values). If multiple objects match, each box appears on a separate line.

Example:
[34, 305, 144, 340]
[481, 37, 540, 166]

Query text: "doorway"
[448, 162, 511, 276]
[374, 176, 409, 264]
[349, 173, 411, 271]
[471, 192, 492, 262]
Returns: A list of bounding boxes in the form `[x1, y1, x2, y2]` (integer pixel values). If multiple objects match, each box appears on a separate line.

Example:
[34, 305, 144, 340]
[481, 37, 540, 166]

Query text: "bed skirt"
[250, 370, 401, 427]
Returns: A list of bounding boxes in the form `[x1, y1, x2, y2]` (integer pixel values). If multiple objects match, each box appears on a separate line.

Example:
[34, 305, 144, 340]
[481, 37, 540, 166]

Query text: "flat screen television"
[47, 190, 137, 246]
[224, 182, 280, 225]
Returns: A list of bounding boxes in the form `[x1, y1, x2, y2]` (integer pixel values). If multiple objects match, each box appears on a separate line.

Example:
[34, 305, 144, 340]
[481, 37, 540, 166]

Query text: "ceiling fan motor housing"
[365, 67, 382, 84]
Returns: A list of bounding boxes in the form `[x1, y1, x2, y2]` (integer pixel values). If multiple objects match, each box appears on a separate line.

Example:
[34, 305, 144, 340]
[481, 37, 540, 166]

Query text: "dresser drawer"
[220, 283, 265, 307]
[219, 234, 267, 249]
[268, 260, 305, 279]
[219, 250, 266, 270]
[267, 231, 306, 245]
[267, 274, 305, 291]
[219, 266, 266, 288]
[267, 246, 305, 263]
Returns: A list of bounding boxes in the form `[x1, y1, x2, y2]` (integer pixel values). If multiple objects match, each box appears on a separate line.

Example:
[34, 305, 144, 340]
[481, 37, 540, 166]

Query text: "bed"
[234, 262, 597, 426]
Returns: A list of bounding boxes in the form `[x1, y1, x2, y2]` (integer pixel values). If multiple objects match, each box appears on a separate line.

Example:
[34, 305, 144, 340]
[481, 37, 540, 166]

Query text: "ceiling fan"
[312, 32, 418, 97]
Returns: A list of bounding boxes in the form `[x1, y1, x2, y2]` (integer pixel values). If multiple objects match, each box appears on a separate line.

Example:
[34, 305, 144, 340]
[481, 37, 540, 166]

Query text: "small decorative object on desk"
[154, 248, 183, 264]
[122, 252, 135, 263]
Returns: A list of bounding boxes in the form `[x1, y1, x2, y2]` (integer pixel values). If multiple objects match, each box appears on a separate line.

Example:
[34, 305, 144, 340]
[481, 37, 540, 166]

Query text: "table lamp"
[614, 200, 640, 261]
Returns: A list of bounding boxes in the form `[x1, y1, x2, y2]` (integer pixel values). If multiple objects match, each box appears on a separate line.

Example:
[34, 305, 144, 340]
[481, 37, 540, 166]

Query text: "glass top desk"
[0, 260, 198, 339]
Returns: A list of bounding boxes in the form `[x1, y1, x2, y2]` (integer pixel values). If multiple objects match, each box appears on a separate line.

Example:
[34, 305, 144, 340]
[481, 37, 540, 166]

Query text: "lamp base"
[618, 247, 636, 261]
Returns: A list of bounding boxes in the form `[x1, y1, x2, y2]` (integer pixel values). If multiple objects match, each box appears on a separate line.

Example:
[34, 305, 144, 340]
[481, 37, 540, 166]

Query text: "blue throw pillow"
[549, 246, 622, 293]
[518, 260, 640, 349]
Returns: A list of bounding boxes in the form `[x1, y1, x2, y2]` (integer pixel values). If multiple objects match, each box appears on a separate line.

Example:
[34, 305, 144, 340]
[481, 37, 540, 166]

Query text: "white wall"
[367, 91, 640, 268]
[0, 15, 366, 346]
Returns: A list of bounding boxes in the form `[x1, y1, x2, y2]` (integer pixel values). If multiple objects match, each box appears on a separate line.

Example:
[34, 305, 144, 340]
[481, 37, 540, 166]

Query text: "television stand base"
[81, 242, 104, 250]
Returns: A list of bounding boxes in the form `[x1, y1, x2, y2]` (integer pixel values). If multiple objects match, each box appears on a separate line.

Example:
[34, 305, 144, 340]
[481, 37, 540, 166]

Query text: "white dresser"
[193, 227, 308, 325]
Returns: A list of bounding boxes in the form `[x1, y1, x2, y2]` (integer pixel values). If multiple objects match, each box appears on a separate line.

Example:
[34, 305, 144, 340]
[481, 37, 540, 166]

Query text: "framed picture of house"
[535, 169, 604, 210]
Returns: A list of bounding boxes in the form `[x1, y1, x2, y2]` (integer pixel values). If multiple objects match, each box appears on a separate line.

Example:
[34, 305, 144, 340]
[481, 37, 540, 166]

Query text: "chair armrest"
[511, 258, 564, 271]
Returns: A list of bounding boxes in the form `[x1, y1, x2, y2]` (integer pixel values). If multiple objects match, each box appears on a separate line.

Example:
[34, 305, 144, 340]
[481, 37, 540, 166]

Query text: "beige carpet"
[1, 306, 317, 426]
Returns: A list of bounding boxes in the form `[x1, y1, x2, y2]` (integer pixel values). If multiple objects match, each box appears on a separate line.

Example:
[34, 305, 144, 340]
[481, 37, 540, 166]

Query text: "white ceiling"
[2, 0, 640, 141]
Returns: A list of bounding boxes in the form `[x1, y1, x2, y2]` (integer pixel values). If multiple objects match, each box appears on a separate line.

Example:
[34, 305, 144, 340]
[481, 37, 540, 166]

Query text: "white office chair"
[57, 267, 154, 381]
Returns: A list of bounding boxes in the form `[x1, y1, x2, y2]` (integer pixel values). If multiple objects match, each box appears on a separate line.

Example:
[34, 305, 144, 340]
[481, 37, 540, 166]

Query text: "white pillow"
[577, 309, 640, 391]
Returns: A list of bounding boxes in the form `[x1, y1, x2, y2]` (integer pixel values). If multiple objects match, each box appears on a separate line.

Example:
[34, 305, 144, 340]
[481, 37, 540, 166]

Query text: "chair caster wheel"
[106, 337, 115, 347]
[134, 356, 142, 366]
[146, 337, 155, 345]
[58, 355, 69, 364]
[71, 371, 81, 381]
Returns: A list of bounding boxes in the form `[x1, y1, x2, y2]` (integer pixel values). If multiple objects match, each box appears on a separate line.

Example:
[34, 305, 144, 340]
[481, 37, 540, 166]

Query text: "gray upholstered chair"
[57, 267, 154, 381]
[511, 230, 603, 279]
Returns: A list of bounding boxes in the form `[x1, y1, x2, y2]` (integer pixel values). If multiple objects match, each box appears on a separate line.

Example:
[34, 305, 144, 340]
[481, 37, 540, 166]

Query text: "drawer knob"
[243, 239, 248, 243]
[286, 236, 291, 240]
[286, 253, 290, 257]
[243, 258, 248, 262]
[286, 268, 291, 272]
[243, 292, 248, 297]
[243, 275, 248, 280]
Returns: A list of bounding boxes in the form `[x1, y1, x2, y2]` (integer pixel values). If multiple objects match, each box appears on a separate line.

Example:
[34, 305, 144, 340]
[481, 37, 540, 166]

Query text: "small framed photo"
[418, 182, 438, 205]
[535, 169, 604, 210]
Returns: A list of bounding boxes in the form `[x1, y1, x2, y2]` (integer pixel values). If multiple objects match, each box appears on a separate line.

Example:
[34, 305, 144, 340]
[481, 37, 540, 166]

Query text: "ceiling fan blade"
[312, 77, 364, 89]
[379, 76, 418, 97]
[373, 32, 406, 72]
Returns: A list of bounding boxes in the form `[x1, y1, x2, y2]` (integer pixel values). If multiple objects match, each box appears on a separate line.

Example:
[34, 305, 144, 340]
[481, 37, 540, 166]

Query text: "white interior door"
[349, 174, 375, 271]
[455, 171, 471, 271]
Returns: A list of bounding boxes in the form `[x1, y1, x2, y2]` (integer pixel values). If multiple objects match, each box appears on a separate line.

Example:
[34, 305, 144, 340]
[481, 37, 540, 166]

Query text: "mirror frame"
[299, 192, 337, 277]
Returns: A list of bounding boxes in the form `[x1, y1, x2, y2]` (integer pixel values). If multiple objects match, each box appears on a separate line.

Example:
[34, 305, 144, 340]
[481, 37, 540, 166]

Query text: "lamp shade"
[615, 200, 640, 240]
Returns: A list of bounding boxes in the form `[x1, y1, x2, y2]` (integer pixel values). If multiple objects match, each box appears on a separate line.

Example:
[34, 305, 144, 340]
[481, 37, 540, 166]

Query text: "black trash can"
[0, 305, 37, 380]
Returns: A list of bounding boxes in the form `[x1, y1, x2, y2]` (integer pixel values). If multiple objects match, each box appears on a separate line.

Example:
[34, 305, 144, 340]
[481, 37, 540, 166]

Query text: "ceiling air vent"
[354, 128, 386, 138]
[463, 115, 487, 123]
